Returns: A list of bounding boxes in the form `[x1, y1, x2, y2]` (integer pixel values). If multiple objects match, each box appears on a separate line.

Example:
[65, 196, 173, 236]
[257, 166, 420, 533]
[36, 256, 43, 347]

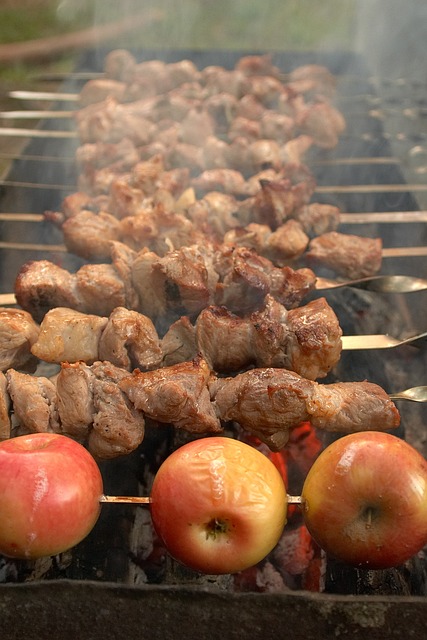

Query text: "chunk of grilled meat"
[31, 307, 108, 365]
[6, 369, 60, 435]
[212, 367, 400, 451]
[0, 373, 11, 440]
[306, 231, 383, 280]
[192, 296, 342, 379]
[119, 356, 221, 435]
[15, 244, 316, 327]
[2, 357, 399, 458]
[0, 308, 40, 373]
[55, 360, 146, 459]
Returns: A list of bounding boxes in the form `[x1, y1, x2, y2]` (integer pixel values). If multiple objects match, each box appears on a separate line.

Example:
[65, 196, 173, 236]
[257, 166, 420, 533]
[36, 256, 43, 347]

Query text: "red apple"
[0, 432, 103, 559]
[150, 436, 288, 574]
[301, 431, 427, 569]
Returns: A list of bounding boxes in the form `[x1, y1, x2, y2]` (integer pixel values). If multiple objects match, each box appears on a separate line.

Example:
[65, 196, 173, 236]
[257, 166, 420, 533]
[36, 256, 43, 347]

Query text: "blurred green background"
[0, 0, 356, 80]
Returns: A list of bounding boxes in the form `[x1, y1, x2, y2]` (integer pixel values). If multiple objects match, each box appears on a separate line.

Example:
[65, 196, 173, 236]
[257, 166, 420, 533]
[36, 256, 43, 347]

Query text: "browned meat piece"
[268, 265, 317, 310]
[309, 381, 401, 434]
[265, 219, 309, 264]
[15, 245, 315, 327]
[202, 66, 250, 98]
[202, 136, 229, 169]
[47, 191, 94, 226]
[152, 245, 215, 324]
[15, 259, 131, 323]
[296, 99, 346, 149]
[293, 202, 340, 237]
[75, 138, 140, 174]
[75, 97, 156, 145]
[131, 249, 168, 322]
[236, 94, 266, 121]
[280, 134, 313, 165]
[167, 142, 205, 173]
[55, 360, 145, 458]
[228, 116, 261, 142]
[110, 241, 140, 311]
[103, 49, 137, 83]
[287, 64, 337, 99]
[245, 75, 285, 108]
[107, 173, 147, 218]
[191, 168, 249, 197]
[78, 79, 127, 107]
[260, 111, 295, 143]
[0, 308, 39, 372]
[204, 93, 238, 133]
[77, 165, 124, 196]
[31, 307, 108, 365]
[56, 362, 94, 440]
[160, 60, 201, 92]
[213, 245, 316, 313]
[119, 205, 197, 255]
[179, 107, 216, 145]
[285, 297, 342, 380]
[14, 260, 81, 323]
[213, 368, 400, 451]
[75, 263, 128, 316]
[224, 219, 309, 266]
[0, 372, 11, 440]
[98, 307, 162, 371]
[306, 231, 383, 279]
[160, 316, 197, 367]
[244, 174, 315, 229]
[248, 139, 283, 173]
[62, 209, 122, 260]
[195, 306, 254, 373]
[187, 191, 240, 240]
[235, 55, 282, 79]
[120, 357, 221, 434]
[194, 295, 341, 379]
[88, 361, 145, 459]
[213, 245, 272, 313]
[6, 369, 60, 434]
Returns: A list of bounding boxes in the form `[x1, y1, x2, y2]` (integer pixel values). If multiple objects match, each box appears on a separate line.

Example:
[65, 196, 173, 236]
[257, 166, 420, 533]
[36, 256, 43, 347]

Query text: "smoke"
[355, 0, 427, 82]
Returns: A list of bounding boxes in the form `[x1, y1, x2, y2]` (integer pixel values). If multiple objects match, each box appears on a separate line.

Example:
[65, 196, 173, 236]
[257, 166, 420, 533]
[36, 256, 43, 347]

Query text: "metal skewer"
[341, 331, 427, 351]
[0, 235, 424, 260]
[316, 274, 427, 293]
[100, 494, 304, 505]
[1, 174, 427, 196]
[388, 386, 427, 403]
[1, 210, 427, 224]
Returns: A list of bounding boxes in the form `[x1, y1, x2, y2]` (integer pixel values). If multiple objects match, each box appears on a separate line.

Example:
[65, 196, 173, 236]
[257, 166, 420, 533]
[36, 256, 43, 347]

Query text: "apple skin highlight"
[150, 436, 288, 574]
[301, 431, 427, 569]
[0, 432, 103, 559]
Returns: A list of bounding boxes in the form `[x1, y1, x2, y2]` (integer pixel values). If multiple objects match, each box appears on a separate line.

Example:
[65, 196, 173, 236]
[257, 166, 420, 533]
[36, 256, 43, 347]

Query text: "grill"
[0, 38, 427, 639]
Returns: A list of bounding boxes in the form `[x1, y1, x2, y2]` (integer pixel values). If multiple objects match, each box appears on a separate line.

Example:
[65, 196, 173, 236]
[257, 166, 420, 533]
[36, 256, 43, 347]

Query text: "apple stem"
[100, 495, 152, 504]
[287, 495, 303, 505]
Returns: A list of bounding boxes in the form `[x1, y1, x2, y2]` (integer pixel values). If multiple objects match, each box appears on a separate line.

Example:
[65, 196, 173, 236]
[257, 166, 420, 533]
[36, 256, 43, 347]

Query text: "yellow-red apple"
[301, 431, 427, 569]
[150, 436, 288, 574]
[0, 433, 103, 559]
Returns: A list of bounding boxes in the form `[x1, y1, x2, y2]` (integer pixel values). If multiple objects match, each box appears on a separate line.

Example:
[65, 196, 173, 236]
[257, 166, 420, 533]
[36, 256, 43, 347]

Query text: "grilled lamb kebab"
[21, 295, 341, 380]
[14, 242, 317, 330]
[74, 53, 345, 151]
[2, 357, 399, 459]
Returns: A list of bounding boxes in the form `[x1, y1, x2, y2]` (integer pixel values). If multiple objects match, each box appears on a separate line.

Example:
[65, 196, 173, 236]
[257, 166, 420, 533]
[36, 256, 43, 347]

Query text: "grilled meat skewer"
[2, 357, 399, 458]
[14, 243, 317, 330]
[21, 296, 341, 381]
